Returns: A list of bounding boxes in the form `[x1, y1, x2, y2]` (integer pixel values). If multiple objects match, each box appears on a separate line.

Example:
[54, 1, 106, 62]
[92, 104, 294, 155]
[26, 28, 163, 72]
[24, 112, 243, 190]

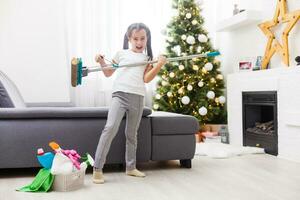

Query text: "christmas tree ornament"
[169, 72, 175, 78]
[172, 45, 181, 56]
[199, 106, 207, 116]
[162, 74, 167, 79]
[181, 52, 187, 56]
[210, 78, 216, 83]
[198, 34, 208, 43]
[192, 19, 198, 25]
[167, 37, 174, 42]
[193, 65, 199, 71]
[204, 62, 213, 71]
[216, 74, 223, 80]
[167, 92, 173, 97]
[215, 97, 219, 103]
[219, 96, 226, 104]
[201, 68, 207, 73]
[186, 35, 196, 44]
[178, 88, 184, 94]
[153, 104, 159, 110]
[179, 65, 185, 70]
[187, 84, 193, 91]
[161, 80, 168, 86]
[214, 59, 220, 64]
[258, 0, 300, 69]
[181, 96, 190, 105]
[198, 81, 204, 87]
[181, 35, 187, 40]
[197, 46, 202, 53]
[207, 91, 215, 99]
[155, 94, 161, 100]
[186, 13, 192, 19]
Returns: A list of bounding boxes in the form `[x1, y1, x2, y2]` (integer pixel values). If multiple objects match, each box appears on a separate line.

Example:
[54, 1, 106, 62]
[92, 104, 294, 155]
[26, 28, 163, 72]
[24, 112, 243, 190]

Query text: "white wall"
[202, 0, 217, 44]
[0, 0, 70, 105]
[215, 0, 300, 75]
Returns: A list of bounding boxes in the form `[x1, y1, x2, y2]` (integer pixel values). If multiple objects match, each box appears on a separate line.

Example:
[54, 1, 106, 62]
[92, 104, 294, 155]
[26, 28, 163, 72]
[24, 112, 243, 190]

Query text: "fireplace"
[242, 91, 278, 156]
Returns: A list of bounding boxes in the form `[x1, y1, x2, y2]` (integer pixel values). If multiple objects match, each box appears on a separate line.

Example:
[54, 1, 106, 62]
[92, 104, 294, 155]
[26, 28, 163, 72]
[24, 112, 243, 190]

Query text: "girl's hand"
[157, 55, 167, 66]
[95, 54, 105, 63]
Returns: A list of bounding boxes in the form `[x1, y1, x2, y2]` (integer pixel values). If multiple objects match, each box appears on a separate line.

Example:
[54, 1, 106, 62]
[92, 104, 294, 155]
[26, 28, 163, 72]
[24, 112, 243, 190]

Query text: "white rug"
[195, 142, 265, 159]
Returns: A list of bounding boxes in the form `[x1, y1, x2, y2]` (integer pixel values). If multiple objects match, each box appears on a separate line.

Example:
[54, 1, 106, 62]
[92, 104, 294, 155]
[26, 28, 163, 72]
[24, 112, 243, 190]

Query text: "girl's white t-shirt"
[112, 49, 149, 96]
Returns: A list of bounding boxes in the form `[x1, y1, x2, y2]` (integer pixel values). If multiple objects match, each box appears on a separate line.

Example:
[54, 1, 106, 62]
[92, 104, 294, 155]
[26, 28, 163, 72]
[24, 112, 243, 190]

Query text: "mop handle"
[87, 51, 220, 73]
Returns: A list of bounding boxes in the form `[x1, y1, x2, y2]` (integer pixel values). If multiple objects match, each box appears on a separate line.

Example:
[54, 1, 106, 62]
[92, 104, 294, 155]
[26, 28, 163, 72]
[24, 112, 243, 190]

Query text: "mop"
[71, 51, 220, 87]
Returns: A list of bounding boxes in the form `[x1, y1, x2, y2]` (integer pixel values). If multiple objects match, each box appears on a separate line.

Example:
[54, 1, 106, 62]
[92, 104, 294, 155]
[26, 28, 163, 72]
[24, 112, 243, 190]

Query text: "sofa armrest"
[0, 107, 152, 119]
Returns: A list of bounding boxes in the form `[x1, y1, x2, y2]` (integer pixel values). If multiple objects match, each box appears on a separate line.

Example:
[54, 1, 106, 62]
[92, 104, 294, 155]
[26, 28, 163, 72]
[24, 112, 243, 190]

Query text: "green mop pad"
[17, 168, 54, 192]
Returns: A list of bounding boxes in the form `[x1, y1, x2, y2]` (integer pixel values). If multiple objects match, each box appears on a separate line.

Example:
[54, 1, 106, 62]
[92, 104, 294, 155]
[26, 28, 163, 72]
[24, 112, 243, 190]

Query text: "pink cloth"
[61, 149, 81, 170]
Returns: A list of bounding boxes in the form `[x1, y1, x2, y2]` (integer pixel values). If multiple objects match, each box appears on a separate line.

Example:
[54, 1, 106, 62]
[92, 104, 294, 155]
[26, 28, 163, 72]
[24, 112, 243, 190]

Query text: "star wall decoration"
[258, 0, 300, 69]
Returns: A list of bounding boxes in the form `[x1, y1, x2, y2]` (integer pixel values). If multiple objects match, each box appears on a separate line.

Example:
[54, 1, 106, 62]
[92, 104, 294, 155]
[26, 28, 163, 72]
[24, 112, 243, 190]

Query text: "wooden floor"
[1, 154, 300, 200]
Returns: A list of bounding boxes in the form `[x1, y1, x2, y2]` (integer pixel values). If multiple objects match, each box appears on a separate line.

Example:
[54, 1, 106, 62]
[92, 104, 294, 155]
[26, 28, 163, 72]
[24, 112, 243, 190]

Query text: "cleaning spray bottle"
[36, 148, 54, 169]
[49, 142, 73, 175]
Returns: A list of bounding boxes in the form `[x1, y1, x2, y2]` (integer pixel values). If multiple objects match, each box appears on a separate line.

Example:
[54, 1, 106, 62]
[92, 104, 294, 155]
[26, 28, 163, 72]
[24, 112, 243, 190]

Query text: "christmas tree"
[153, 0, 226, 125]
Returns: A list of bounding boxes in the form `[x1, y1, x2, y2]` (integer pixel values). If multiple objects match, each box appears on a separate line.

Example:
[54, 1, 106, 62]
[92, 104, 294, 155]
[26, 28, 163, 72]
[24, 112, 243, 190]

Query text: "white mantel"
[227, 67, 300, 163]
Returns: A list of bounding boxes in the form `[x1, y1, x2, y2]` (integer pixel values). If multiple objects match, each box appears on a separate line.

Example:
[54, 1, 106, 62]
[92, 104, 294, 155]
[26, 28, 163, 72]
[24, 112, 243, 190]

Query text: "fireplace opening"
[242, 91, 278, 156]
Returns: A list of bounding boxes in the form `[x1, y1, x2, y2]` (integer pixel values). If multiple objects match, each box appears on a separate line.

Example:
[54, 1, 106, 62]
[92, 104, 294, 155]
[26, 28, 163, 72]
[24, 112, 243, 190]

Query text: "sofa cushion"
[0, 71, 26, 108]
[0, 107, 152, 119]
[150, 111, 199, 135]
[0, 80, 15, 108]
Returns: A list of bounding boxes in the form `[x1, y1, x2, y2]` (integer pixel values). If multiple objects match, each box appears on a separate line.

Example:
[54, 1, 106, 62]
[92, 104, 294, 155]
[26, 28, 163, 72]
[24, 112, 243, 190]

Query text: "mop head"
[71, 58, 83, 87]
[71, 58, 78, 87]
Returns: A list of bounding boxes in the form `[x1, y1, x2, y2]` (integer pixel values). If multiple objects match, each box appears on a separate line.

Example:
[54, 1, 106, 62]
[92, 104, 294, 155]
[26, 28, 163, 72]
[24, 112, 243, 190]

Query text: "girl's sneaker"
[93, 170, 104, 184]
[126, 169, 146, 177]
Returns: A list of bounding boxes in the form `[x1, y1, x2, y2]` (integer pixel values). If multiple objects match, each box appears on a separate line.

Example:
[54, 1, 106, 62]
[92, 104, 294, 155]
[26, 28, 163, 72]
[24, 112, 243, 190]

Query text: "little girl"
[93, 23, 167, 184]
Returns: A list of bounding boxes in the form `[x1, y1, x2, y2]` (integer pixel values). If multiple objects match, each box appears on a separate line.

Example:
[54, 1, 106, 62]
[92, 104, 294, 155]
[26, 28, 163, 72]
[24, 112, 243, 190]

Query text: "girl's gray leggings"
[94, 91, 144, 171]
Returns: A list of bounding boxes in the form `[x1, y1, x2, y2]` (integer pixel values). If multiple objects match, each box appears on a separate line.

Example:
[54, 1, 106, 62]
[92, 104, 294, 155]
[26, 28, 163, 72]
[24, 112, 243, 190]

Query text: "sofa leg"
[180, 159, 192, 168]
[118, 163, 124, 170]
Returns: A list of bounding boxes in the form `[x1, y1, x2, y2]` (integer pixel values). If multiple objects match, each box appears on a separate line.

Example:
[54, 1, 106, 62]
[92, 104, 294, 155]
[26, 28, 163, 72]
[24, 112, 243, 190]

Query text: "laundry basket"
[52, 169, 85, 192]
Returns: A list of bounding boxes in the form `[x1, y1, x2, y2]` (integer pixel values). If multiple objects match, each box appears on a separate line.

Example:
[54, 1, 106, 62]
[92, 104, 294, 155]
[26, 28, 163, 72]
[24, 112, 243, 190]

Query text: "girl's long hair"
[123, 23, 153, 60]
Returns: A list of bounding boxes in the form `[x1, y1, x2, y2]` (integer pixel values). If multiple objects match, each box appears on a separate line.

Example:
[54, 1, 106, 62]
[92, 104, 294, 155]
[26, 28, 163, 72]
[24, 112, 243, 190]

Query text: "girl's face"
[128, 29, 147, 53]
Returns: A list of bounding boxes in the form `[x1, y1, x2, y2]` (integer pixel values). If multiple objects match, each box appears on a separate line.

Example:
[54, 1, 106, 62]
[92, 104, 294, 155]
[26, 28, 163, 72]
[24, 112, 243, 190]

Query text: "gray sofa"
[0, 71, 199, 169]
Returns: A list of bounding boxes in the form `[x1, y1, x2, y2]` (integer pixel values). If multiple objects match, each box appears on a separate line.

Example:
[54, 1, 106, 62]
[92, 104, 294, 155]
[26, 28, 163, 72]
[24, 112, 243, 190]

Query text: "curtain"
[62, 0, 172, 107]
